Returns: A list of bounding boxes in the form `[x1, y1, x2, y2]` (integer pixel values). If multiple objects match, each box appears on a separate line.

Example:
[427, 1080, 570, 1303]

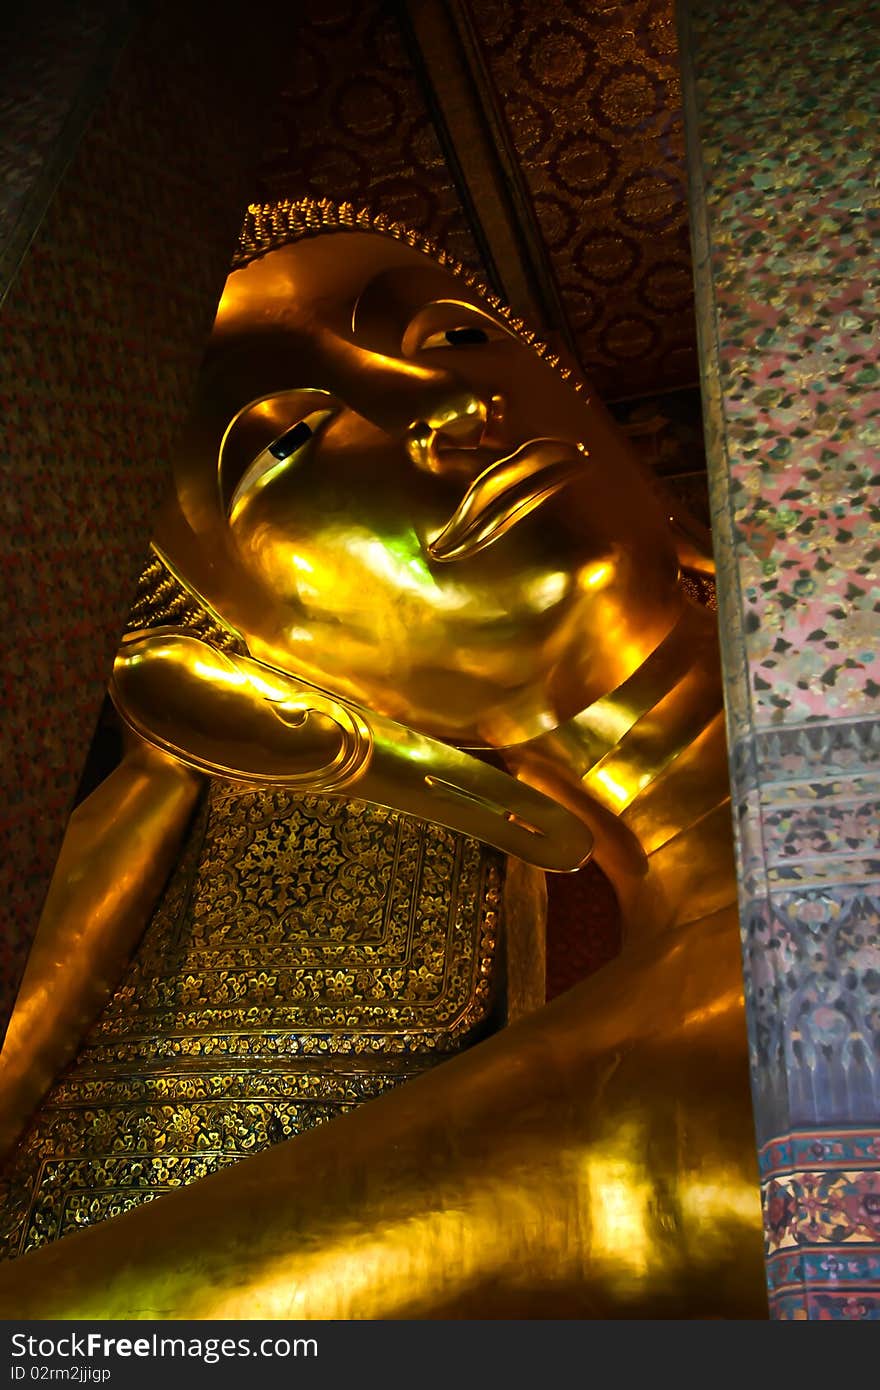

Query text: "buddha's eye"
[419, 325, 494, 350]
[268, 419, 314, 460]
[400, 301, 511, 358]
[228, 408, 332, 520]
[444, 326, 489, 345]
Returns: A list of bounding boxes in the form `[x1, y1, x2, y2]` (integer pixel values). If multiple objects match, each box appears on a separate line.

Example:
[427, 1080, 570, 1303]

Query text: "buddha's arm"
[0, 901, 765, 1318]
[0, 740, 202, 1161]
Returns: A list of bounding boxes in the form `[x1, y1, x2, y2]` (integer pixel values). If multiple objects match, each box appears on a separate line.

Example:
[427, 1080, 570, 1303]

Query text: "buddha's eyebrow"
[403, 298, 505, 325]
[350, 262, 482, 342]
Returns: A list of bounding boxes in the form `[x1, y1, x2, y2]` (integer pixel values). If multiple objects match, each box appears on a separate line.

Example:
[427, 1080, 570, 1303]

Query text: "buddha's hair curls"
[234, 197, 582, 393]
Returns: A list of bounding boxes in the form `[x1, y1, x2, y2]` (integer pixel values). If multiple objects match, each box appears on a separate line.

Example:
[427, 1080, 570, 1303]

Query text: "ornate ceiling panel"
[467, 0, 697, 398]
[253, 0, 697, 403]
[253, 0, 482, 270]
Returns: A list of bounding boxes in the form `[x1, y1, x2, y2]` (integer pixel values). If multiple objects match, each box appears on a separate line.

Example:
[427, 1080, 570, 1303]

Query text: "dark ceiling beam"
[397, 0, 579, 366]
[0, 1, 139, 309]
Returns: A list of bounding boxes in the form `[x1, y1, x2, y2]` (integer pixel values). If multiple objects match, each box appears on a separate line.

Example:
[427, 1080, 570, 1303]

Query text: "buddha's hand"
[110, 629, 593, 872]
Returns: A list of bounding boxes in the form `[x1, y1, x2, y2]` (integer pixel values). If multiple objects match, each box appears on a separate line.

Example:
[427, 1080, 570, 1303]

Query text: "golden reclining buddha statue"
[0, 199, 767, 1318]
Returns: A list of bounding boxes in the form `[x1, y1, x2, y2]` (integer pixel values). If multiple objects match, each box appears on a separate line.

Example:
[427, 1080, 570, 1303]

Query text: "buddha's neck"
[505, 596, 736, 937]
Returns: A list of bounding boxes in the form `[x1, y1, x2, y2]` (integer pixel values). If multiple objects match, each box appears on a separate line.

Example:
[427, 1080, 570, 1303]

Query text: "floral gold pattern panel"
[0, 784, 502, 1257]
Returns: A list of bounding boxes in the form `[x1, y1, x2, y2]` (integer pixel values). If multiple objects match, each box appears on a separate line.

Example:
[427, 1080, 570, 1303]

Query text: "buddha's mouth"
[427, 438, 588, 563]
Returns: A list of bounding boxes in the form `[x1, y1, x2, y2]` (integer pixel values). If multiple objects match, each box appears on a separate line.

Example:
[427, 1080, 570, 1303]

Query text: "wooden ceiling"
[254, 0, 696, 403]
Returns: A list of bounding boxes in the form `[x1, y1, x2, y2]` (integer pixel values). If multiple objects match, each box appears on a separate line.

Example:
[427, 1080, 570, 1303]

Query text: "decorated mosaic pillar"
[679, 0, 880, 1318]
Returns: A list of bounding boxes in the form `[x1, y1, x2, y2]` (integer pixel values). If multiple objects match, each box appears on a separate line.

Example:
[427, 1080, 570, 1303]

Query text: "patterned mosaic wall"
[469, 0, 696, 399]
[681, 0, 880, 1319]
[0, 3, 286, 1032]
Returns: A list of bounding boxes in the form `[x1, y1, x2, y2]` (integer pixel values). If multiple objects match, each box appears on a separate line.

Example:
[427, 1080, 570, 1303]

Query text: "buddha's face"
[161, 230, 682, 747]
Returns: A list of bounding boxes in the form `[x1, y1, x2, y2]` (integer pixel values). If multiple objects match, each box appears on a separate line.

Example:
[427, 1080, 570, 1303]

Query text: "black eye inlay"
[444, 326, 489, 346]
[269, 420, 313, 461]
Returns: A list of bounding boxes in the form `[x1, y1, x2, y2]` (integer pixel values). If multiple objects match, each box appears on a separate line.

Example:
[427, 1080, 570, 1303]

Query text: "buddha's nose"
[310, 324, 500, 472]
[405, 389, 504, 477]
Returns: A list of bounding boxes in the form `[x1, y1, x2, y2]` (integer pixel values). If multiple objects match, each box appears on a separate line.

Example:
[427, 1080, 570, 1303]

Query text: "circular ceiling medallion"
[637, 259, 694, 312]
[299, 142, 370, 196]
[523, 21, 596, 95]
[366, 175, 440, 232]
[646, 2, 680, 61]
[591, 62, 663, 134]
[552, 131, 619, 199]
[560, 283, 602, 334]
[599, 313, 662, 362]
[616, 167, 685, 231]
[574, 228, 641, 284]
[281, 38, 328, 107]
[332, 76, 403, 143]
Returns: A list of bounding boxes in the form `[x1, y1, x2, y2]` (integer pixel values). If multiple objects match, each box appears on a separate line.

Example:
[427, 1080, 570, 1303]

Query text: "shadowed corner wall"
[0, 0, 293, 1035]
[680, 0, 880, 1318]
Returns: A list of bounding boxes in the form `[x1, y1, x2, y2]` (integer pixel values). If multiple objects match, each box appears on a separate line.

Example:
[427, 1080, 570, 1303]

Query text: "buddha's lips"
[427, 439, 588, 563]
